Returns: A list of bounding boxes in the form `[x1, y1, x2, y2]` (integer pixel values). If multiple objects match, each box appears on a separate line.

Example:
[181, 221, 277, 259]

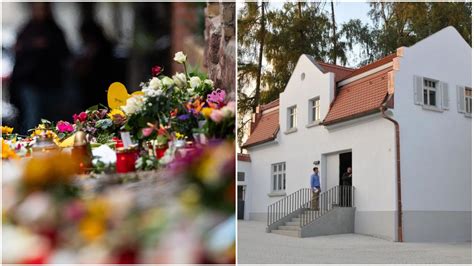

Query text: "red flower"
[151, 65, 162, 76]
[73, 112, 88, 123]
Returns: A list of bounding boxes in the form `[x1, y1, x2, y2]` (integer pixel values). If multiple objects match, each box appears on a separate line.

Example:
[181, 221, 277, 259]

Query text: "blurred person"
[9, 2, 70, 133]
[74, 19, 118, 109]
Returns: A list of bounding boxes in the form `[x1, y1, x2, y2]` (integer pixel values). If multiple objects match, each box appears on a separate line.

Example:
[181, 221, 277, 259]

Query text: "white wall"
[393, 26, 471, 241]
[246, 55, 397, 239]
[237, 160, 251, 220]
[394, 26, 472, 212]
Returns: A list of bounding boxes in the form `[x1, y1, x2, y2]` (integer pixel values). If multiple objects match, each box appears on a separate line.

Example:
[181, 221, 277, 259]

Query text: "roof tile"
[242, 109, 279, 148]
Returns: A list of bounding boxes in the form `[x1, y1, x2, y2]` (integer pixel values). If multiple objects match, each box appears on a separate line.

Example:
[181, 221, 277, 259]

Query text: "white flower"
[161, 76, 174, 89]
[148, 77, 162, 90]
[204, 79, 214, 87]
[221, 101, 235, 118]
[121, 95, 144, 115]
[173, 51, 187, 64]
[143, 87, 163, 98]
[221, 106, 234, 118]
[189, 76, 201, 89]
[173, 73, 187, 88]
[187, 88, 195, 96]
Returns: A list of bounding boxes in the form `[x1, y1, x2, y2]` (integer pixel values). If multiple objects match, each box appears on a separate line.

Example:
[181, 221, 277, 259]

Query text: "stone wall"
[204, 2, 235, 98]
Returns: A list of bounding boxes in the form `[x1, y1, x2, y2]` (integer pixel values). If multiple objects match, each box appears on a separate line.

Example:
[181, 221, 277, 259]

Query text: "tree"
[262, 2, 330, 102]
[340, 2, 471, 66]
[237, 2, 267, 151]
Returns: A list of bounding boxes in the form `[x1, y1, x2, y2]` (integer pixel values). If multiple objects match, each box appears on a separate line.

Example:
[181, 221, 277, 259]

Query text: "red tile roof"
[242, 109, 279, 148]
[317, 62, 354, 82]
[343, 54, 396, 79]
[238, 153, 251, 162]
[243, 53, 396, 147]
[261, 98, 279, 111]
[323, 69, 391, 125]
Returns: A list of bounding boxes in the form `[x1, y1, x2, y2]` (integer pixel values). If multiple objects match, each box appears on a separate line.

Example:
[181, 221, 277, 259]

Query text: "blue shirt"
[311, 173, 320, 188]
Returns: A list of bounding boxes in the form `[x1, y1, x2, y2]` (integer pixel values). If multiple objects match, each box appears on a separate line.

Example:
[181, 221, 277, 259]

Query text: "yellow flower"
[30, 129, 60, 145]
[79, 216, 106, 242]
[1, 126, 13, 134]
[107, 109, 125, 119]
[1, 139, 19, 160]
[175, 132, 185, 140]
[201, 107, 213, 118]
[179, 185, 201, 210]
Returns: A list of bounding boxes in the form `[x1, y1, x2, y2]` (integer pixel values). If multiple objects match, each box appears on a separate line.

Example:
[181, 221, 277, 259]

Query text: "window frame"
[423, 78, 438, 108]
[465, 87, 472, 114]
[307, 96, 321, 126]
[270, 162, 286, 194]
[287, 105, 297, 132]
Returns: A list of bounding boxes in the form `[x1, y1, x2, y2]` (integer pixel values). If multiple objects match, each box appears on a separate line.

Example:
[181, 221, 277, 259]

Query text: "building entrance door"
[339, 152, 352, 206]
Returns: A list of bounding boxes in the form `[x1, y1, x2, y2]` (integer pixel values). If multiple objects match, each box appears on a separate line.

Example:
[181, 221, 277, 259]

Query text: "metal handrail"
[299, 185, 355, 227]
[267, 188, 312, 227]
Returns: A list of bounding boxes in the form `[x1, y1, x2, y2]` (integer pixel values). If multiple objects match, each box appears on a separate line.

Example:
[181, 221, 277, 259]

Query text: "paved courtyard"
[238, 221, 471, 264]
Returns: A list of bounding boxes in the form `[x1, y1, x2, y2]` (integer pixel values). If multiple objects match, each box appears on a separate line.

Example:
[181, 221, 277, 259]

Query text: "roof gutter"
[380, 93, 403, 242]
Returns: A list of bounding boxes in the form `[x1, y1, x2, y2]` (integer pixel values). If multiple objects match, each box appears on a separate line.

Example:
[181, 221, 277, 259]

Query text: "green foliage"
[135, 154, 159, 171]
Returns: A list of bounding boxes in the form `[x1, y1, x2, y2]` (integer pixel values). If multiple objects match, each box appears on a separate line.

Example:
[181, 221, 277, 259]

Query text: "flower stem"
[183, 63, 189, 80]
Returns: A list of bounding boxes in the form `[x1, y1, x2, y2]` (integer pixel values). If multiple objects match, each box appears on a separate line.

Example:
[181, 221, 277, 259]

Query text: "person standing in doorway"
[341, 166, 352, 206]
[310, 167, 320, 211]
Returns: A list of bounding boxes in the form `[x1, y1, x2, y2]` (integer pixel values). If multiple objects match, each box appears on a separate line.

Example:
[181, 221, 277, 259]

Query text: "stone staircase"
[271, 215, 304, 237]
[267, 186, 355, 238]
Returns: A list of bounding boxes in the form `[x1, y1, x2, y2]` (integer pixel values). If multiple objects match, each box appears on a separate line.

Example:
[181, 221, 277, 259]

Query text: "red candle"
[116, 147, 139, 173]
[155, 143, 168, 159]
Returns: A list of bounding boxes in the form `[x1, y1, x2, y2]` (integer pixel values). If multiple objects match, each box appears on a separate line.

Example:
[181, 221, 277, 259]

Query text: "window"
[271, 162, 286, 193]
[423, 79, 438, 107]
[309, 97, 320, 123]
[457, 85, 472, 116]
[465, 87, 472, 114]
[288, 106, 297, 129]
[238, 172, 245, 182]
[414, 75, 448, 111]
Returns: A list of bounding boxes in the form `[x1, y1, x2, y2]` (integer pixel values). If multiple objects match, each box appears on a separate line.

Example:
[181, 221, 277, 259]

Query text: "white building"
[240, 26, 471, 242]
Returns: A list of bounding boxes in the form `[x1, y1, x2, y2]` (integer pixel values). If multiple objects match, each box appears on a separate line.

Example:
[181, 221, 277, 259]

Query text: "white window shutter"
[440, 82, 449, 110]
[413, 75, 423, 105]
[457, 85, 466, 113]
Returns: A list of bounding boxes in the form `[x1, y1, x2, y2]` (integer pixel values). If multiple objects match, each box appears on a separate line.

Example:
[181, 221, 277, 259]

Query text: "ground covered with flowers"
[2, 52, 235, 263]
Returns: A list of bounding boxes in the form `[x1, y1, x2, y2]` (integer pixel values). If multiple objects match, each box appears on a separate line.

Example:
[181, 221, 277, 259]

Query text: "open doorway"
[237, 185, 245, 219]
[339, 152, 352, 207]
[339, 152, 352, 185]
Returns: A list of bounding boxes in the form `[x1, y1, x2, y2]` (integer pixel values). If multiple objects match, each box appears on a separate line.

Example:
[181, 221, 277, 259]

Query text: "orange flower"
[1, 139, 19, 160]
[186, 98, 205, 113]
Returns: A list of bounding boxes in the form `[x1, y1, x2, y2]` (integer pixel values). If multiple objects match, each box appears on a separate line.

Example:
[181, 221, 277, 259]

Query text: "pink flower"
[73, 112, 87, 123]
[210, 109, 224, 123]
[207, 89, 227, 109]
[151, 65, 162, 76]
[142, 127, 154, 137]
[56, 121, 74, 133]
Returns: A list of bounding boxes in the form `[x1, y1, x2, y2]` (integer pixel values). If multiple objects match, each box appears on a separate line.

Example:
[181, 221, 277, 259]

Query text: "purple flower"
[178, 114, 191, 120]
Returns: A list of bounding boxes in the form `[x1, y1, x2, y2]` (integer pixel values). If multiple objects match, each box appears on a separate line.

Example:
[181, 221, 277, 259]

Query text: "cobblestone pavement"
[238, 221, 471, 264]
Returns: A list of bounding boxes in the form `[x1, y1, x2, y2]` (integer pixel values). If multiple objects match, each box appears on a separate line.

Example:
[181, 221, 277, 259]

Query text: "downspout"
[380, 93, 403, 242]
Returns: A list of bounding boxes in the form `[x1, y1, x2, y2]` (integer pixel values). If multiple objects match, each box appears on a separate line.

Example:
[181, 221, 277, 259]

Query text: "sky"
[237, 1, 373, 67]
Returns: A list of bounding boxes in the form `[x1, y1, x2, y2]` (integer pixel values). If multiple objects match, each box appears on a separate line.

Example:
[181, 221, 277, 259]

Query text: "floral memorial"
[2, 52, 235, 263]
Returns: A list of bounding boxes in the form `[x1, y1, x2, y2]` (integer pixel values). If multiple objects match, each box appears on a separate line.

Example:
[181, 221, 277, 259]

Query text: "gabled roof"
[317, 62, 355, 82]
[242, 100, 280, 148]
[323, 69, 390, 125]
[342, 53, 396, 79]
[244, 53, 395, 148]
[322, 54, 395, 125]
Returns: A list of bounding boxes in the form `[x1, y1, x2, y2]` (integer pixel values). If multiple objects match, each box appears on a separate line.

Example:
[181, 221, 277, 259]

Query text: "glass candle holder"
[155, 143, 169, 159]
[116, 146, 139, 173]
